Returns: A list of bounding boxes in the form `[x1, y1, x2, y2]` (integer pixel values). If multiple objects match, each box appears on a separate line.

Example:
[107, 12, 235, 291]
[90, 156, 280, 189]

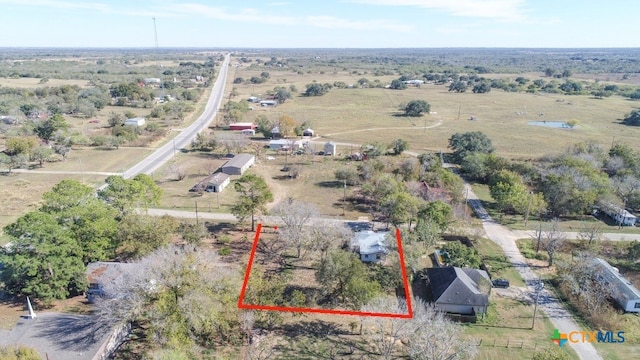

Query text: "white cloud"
[349, 0, 528, 21]
[0, 0, 110, 12]
[306, 16, 412, 32]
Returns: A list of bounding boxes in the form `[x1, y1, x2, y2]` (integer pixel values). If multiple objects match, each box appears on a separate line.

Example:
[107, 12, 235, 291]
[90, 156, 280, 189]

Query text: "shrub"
[218, 247, 231, 256]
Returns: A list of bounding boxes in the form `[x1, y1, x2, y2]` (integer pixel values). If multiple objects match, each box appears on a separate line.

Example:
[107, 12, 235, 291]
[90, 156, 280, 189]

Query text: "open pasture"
[233, 64, 640, 158]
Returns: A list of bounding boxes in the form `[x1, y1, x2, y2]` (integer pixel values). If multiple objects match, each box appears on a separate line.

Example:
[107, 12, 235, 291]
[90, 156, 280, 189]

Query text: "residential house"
[593, 258, 640, 312]
[221, 153, 255, 175]
[229, 122, 256, 131]
[352, 231, 390, 263]
[599, 203, 637, 226]
[85, 262, 141, 303]
[324, 141, 337, 156]
[268, 139, 304, 151]
[403, 79, 425, 86]
[426, 267, 491, 316]
[124, 117, 146, 127]
[206, 173, 231, 193]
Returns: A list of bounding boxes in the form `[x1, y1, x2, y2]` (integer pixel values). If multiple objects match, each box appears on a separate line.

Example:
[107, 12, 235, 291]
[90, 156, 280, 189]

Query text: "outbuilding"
[124, 117, 146, 127]
[302, 128, 315, 137]
[229, 122, 256, 131]
[206, 173, 231, 193]
[221, 153, 255, 175]
[324, 141, 337, 156]
[352, 231, 390, 263]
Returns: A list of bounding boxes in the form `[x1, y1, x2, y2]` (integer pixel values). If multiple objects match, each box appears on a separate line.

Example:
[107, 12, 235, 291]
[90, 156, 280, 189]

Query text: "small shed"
[324, 141, 337, 156]
[302, 128, 315, 137]
[124, 117, 146, 127]
[352, 231, 390, 263]
[229, 122, 255, 131]
[241, 129, 256, 136]
[206, 173, 231, 193]
[221, 153, 255, 175]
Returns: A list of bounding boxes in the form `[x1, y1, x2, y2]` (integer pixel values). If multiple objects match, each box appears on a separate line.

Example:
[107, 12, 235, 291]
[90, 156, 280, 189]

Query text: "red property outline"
[237, 224, 413, 319]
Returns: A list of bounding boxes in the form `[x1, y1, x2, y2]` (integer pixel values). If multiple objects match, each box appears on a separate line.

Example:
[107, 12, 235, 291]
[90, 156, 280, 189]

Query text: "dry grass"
[0, 77, 91, 88]
[234, 66, 640, 158]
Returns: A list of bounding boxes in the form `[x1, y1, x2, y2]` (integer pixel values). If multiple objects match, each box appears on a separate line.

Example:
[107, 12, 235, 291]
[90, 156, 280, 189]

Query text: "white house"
[124, 117, 146, 127]
[260, 100, 277, 107]
[353, 231, 390, 263]
[221, 153, 255, 175]
[600, 204, 636, 226]
[206, 173, 231, 193]
[593, 258, 640, 312]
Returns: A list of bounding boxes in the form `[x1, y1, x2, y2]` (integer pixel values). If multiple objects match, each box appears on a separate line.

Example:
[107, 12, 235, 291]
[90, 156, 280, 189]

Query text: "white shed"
[124, 117, 146, 127]
[324, 141, 337, 156]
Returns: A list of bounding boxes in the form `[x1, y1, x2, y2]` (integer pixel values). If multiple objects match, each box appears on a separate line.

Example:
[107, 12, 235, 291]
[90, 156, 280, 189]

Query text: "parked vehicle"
[492, 278, 510, 288]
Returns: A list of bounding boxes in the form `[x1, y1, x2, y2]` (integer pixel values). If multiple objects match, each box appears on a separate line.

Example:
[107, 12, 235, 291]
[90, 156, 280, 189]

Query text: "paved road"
[465, 184, 602, 360]
[122, 54, 230, 179]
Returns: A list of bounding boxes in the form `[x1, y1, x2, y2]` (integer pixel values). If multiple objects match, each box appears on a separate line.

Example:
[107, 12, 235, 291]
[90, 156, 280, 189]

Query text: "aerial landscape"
[1, 1, 640, 359]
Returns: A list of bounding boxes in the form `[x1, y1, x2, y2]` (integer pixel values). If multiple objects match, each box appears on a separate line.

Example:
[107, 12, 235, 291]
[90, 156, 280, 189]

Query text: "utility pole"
[532, 281, 544, 329]
[619, 198, 627, 229]
[464, 187, 469, 218]
[195, 201, 199, 225]
[536, 222, 542, 253]
[343, 179, 347, 216]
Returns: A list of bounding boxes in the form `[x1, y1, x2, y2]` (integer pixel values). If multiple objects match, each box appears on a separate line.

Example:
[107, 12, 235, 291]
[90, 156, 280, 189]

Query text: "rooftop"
[354, 231, 389, 255]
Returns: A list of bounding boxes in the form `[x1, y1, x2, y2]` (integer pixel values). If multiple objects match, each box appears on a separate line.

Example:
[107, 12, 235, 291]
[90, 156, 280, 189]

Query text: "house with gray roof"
[593, 257, 640, 312]
[426, 267, 491, 316]
[352, 231, 390, 263]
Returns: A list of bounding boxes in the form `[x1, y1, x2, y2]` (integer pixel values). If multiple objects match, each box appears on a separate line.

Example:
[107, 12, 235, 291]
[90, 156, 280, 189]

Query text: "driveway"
[0, 312, 110, 360]
[465, 184, 602, 360]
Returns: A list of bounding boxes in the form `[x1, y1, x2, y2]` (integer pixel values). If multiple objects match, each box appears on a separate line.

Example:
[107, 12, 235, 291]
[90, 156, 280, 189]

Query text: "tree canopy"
[448, 131, 494, 163]
[231, 174, 273, 231]
[622, 109, 640, 126]
[403, 100, 430, 117]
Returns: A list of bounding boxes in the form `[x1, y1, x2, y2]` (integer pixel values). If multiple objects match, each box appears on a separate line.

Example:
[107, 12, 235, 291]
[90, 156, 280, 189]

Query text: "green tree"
[35, 113, 68, 142]
[389, 79, 407, 90]
[448, 81, 468, 93]
[403, 100, 430, 117]
[622, 109, 640, 126]
[1, 211, 86, 303]
[30, 145, 53, 167]
[381, 191, 420, 227]
[391, 138, 408, 155]
[98, 175, 162, 215]
[5, 137, 38, 156]
[231, 174, 274, 231]
[472, 82, 491, 93]
[441, 241, 481, 268]
[303, 83, 329, 96]
[335, 167, 359, 186]
[448, 131, 494, 163]
[116, 214, 178, 259]
[42, 179, 119, 263]
[315, 249, 381, 309]
[273, 87, 292, 103]
[0, 345, 41, 360]
[419, 200, 453, 233]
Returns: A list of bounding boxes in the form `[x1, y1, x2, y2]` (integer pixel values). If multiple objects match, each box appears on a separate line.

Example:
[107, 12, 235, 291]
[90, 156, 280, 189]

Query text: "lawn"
[473, 237, 526, 287]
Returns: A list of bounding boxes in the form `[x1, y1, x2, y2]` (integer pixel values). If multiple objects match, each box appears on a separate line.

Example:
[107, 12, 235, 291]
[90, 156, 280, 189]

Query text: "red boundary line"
[237, 224, 413, 319]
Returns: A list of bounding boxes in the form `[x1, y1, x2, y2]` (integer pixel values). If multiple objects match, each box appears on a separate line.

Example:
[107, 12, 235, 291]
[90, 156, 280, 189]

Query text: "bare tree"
[408, 300, 477, 360]
[168, 164, 186, 181]
[244, 333, 277, 360]
[542, 219, 566, 266]
[239, 310, 255, 344]
[306, 220, 353, 262]
[360, 296, 414, 360]
[360, 297, 476, 360]
[272, 197, 318, 258]
[578, 222, 603, 249]
[557, 254, 614, 315]
[218, 132, 249, 154]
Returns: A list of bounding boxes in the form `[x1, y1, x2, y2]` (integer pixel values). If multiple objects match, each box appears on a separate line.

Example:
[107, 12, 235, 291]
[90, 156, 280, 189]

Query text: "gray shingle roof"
[427, 267, 490, 307]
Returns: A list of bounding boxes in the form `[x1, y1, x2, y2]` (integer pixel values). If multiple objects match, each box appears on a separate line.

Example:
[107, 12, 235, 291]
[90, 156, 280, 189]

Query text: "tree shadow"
[33, 313, 110, 352]
[280, 320, 349, 338]
[316, 180, 344, 188]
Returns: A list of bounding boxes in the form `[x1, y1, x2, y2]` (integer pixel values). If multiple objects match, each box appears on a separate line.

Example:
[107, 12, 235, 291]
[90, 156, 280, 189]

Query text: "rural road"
[465, 184, 602, 360]
[122, 53, 231, 179]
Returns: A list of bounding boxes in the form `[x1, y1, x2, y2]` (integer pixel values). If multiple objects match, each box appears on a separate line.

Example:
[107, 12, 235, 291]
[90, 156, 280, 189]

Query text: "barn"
[221, 153, 255, 175]
[229, 122, 256, 131]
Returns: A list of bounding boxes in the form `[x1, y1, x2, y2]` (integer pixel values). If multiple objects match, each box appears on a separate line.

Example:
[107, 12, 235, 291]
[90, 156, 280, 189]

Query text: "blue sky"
[0, 0, 638, 48]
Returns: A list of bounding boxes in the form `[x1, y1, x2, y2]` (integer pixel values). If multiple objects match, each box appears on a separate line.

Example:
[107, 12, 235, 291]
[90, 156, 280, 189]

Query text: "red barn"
[229, 122, 256, 131]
